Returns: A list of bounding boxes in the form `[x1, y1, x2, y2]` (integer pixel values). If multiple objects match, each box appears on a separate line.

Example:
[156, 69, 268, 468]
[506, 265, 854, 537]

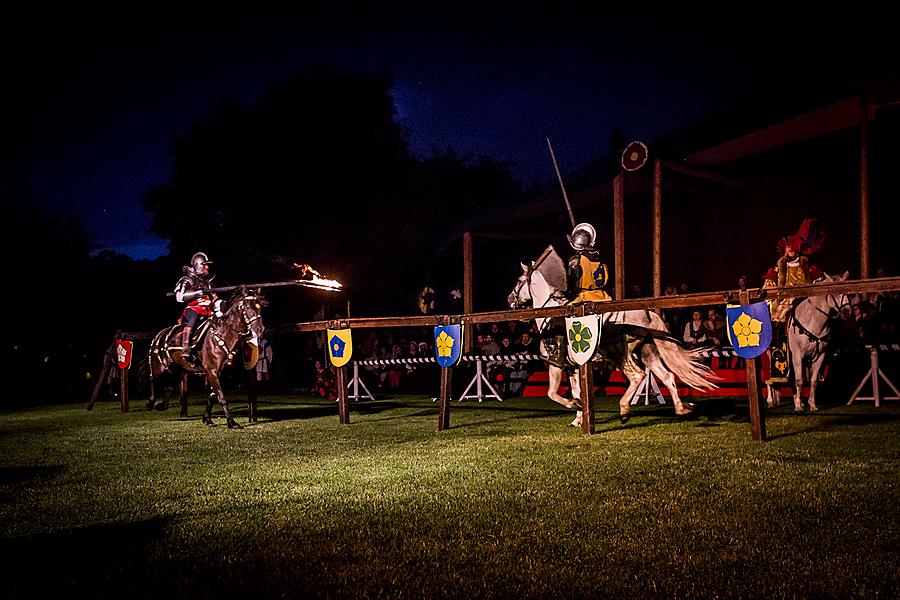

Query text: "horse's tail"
[654, 338, 720, 391]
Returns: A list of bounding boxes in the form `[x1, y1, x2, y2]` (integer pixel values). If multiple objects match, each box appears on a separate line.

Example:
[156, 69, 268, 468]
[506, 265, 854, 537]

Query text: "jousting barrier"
[102, 276, 900, 442]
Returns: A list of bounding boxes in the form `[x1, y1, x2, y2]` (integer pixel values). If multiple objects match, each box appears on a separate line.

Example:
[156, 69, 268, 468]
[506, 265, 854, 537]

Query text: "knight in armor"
[174, 251, 216, 366]
[565, 222, 612, 304]
[764, 218, 826, 384]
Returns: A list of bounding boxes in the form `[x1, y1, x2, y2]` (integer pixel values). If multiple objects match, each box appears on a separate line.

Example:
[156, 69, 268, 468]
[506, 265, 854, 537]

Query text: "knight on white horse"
[760, 218, 849, 411]
[509, 240, 718, 425]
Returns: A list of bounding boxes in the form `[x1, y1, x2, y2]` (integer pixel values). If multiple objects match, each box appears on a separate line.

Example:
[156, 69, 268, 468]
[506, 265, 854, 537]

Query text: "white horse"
[508, 247, 718, 423]
[766, 271, 851, 412]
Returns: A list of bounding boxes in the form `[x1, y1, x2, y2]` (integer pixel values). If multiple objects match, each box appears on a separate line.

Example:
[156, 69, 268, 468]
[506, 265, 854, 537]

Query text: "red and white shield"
[116, 341, 133, 369]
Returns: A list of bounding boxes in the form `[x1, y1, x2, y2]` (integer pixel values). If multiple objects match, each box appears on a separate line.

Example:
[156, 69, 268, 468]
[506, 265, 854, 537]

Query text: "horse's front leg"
[206, 370, 243, 429]
[791, 344, 805, 412]
[806, 353, 826, 412]
[567, 370, 583, 426]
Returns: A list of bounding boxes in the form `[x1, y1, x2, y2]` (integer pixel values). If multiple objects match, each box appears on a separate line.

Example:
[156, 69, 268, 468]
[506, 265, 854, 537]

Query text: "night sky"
[6, 11, 893, 260]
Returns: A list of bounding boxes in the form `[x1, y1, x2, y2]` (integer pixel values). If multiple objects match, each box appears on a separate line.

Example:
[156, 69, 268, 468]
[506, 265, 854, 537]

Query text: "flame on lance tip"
[292, 262, 343, 290]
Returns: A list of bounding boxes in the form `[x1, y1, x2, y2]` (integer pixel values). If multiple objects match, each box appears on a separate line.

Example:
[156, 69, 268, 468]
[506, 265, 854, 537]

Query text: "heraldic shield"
[565, 315, 600, 365]
[327, 328, 353, 367]
[434, 324, 463, 367]
[116, 340, 133, 369]
[726, 302, 772, 359]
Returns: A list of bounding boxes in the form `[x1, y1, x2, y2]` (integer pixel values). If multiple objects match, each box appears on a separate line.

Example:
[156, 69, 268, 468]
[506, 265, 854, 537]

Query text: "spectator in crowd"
[683, 310, 707, 348]
[313, 360, 337, 400]
[704, 308, 726, 346]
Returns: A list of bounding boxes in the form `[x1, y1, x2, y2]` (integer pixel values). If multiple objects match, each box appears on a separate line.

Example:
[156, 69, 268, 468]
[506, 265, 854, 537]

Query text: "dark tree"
[142, 67, 524, 315]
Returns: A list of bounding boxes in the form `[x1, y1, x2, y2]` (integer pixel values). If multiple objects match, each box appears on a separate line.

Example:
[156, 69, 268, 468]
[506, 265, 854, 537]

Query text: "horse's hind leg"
[766, 383, 780, 408]
[644, 346, 694, 416]
[618, 363, 645, 423]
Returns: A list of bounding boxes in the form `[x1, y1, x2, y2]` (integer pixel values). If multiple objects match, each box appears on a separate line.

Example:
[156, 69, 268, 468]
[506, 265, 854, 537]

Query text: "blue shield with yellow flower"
[726, 302, 772, 359]
[434, 324, 463, 367]
[564, 315, 600, 365]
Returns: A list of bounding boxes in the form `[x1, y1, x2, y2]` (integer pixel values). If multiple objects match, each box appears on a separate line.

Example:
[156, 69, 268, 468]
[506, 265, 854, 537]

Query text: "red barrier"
[520, 356, 804, 398]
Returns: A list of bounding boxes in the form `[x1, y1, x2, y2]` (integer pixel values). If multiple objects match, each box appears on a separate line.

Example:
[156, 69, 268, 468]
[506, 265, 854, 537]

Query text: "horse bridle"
[515, 265, 566, 310]
[791, 293, 850, 348]
[212, 294, 263, 361]
[235, 295, 263, 336]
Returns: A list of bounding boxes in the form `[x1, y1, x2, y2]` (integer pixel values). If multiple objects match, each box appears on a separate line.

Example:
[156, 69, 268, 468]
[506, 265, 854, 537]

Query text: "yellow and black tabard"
[568, 251, 612, 304]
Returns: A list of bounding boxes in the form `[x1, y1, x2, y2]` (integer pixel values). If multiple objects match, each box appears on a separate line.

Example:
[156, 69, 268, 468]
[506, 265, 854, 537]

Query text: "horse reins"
[211, 295, 263, 363]
[790, 293, 850, 355]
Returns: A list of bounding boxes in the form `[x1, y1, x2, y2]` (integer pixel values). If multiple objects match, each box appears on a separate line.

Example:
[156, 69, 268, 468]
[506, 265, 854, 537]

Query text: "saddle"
[151, 318, 213, 364]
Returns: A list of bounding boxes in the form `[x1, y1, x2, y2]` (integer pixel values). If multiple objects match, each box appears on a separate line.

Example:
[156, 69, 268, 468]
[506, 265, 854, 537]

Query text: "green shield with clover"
[726, 302, 772, 359]
[564, 315, 600, 365]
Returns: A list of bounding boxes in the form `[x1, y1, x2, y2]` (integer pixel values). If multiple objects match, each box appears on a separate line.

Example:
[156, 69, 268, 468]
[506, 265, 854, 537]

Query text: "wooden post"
[87, 342, 115, 410]
[120, 365, 129, 413]
[463, 231, 473, 353]
[437, 366, 452, 431]
[652, 159, 662, 298]
[579, 363, 595, 435]
[740, 289, 766, 441]
[860, 99, 870, 280]
[614, 172, 625, 299]
[336, 365, 349, 424]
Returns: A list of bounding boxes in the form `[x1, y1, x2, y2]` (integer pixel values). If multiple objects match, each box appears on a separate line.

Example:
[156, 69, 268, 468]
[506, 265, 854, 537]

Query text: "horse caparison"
[148, 287, 265, 429]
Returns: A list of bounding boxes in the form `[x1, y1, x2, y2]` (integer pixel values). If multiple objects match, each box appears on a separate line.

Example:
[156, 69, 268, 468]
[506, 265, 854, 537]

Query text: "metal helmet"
[567, 222, 596, 251]
[191, 252, 212, 273]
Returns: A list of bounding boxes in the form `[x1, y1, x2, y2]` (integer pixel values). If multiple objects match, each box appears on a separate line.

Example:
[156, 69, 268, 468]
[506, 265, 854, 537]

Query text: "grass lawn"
[1, 393, 897, 598]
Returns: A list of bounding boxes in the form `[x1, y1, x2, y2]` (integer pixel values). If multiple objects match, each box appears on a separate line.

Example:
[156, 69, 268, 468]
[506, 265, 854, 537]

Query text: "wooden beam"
[661, 161, 743, 187]
[652, 159, 662, 298]
[614, 172, 625, 299]
[860, 99, 870, 279]
[463, 231, 473, 353]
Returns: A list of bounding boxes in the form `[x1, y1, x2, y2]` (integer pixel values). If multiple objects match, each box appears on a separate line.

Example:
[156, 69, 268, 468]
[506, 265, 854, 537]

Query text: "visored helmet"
[191, 252, 212, 273]
[567, 222, 596, 251]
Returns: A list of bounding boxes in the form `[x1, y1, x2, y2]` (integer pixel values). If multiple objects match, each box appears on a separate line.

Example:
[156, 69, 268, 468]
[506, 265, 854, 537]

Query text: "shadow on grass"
[3, 517, 170, 595]
[0, 464, 68, 486]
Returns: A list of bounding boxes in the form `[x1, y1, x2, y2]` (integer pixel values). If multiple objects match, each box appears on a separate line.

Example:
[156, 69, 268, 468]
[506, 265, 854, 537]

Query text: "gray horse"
[766, 272, 850, 412]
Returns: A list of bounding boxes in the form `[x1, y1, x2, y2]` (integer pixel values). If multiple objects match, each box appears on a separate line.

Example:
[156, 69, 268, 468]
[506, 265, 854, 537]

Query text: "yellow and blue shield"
[726, 302, 772, 359]
[434, 324, 463, 367]
[327, 328, 353, 367]
[565, 315, 600, 365]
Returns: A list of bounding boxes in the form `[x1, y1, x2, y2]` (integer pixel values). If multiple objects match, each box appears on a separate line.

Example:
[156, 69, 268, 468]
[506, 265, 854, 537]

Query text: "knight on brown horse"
[148, 286, 265, 429]
[174, 251, 217, 368]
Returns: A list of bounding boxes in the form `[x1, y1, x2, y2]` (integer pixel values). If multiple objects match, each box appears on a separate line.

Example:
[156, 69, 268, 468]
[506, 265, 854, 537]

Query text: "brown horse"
[148, 287, 265, 429]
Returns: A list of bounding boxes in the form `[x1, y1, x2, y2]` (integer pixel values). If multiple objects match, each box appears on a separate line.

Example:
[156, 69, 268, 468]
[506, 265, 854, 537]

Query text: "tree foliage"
[143, 67, 523, 314]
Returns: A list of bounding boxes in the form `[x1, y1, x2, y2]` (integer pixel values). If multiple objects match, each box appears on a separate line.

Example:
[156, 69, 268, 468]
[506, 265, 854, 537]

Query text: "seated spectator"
[704, 308, 726, 346]
[313, 360, 338, 400]
[683, 310, 707, 348]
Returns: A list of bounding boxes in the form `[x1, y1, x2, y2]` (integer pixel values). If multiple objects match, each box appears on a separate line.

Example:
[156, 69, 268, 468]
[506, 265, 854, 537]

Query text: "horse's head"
[508, 262, 533, 308]
[225, 287, 266, 342]
[818, 271, 852, 317]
